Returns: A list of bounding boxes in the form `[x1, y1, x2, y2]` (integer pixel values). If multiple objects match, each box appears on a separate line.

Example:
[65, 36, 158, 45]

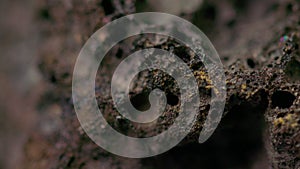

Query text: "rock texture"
[21, 0, 300, 168]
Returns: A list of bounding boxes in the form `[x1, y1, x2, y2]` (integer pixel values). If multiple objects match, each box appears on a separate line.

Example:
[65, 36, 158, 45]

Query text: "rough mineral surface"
[20, 0, 300, 169]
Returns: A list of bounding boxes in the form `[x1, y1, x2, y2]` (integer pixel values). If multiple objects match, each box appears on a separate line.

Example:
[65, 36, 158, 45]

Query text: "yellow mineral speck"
[207, 79, 212, 84]
[205, 85, 213, 89]
[291, 123, 298, 128]
[241, 84, 248, 94]
[285, 114, 293, 121]
[241, 84, 247, 90]
[194, 70, 212, 85]
[274, 117, 285, 126]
